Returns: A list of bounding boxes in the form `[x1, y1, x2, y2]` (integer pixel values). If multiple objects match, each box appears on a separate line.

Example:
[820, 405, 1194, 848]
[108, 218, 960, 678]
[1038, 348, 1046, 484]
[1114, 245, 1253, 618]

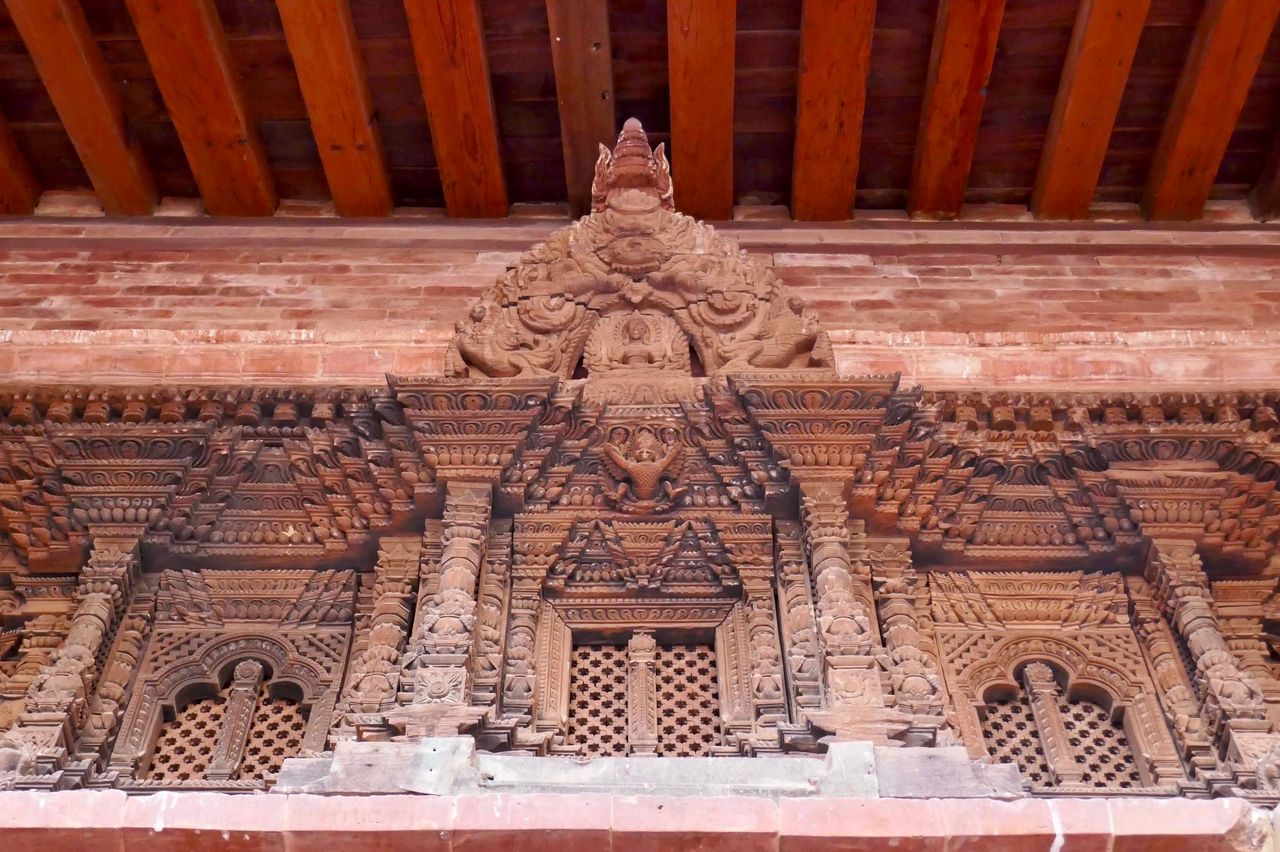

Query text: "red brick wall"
[1, 215, 1278, 390]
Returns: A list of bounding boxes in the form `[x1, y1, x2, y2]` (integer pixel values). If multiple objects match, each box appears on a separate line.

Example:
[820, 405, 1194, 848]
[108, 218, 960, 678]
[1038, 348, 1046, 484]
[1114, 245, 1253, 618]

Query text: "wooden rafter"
[667, 0, 736, 221]
[276, 0, 393, 217]
[546, 0, 616, 218]
[125, 0, 276, 217]
[0, 111, 38, 214]
[1143, 0, 1280, 221]
[403, 0, 507, 218]
[6, 0, 155, 215]
[908, 0, 1007, 219]
[1031, 0, 1152, 220]
[791, 0, 876, 221]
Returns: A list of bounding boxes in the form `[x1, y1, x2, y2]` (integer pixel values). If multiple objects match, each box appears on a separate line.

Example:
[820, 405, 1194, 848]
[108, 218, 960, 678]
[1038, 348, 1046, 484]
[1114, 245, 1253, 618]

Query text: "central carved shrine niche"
[1, 121, 1280, 802]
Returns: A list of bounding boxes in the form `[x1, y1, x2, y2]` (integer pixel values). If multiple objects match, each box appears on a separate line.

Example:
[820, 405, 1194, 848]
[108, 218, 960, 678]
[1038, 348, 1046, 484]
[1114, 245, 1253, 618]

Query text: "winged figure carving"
[601, 427, 686, 514]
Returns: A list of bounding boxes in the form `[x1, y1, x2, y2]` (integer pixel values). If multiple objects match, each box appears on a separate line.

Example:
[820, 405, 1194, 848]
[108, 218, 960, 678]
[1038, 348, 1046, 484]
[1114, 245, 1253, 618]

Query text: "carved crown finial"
[591, 117, 673, 212]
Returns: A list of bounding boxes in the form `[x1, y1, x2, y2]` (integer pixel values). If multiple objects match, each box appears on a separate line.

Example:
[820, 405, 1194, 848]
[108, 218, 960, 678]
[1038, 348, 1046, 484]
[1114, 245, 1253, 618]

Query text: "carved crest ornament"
[2, 119, 1280, 801]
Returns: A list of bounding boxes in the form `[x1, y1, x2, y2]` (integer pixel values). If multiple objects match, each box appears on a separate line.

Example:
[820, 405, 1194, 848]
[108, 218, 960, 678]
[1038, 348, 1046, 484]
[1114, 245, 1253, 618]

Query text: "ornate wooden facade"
[2, 121, 1280, 801]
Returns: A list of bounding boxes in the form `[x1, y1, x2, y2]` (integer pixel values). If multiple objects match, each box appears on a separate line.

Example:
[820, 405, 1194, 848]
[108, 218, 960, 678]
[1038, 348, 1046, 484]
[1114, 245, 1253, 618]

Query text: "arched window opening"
[979, 661, 1141, 791]
[143, 658, 308, 785]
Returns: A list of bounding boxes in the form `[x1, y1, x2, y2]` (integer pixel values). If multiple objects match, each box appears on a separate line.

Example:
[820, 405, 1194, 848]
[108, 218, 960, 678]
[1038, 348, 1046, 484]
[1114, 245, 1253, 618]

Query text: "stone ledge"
[0, 790, 1269, 851]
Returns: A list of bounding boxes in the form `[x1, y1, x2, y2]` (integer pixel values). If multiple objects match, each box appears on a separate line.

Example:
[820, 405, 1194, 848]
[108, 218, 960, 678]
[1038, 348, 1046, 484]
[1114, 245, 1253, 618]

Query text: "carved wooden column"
[1021, 662, 1084, 786]
[626, 631, 659, 756]
[401, 481, 492, 707]
[14, 535, 139, 770]
[501, 577, 542, 720]
[205, 660, 265, 781]
[1146, 540, 1267, 736]
[75, 582, 157, 758]
[336, 536, 421, 737]
[800, 482, 906, 744]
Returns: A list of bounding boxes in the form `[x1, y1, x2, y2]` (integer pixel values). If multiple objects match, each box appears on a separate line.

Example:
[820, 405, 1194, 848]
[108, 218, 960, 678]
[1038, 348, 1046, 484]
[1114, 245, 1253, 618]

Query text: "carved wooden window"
[1058, 694, 1142, 788]
[238, 683, 309, 782]
[565, 640, 723, 757]
[980, 688, 1051, 787]
[567, 644, 629, 757]
[142, 660, 307, 784]
[144, 686, 228, 782]
[980, 662, 1141, 791]
[655, 644, 723, 757]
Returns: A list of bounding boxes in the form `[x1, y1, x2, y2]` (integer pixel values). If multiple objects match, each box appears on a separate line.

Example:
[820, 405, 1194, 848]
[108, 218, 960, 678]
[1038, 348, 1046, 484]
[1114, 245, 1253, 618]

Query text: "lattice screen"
[238, 684, 307, 782]
[981, 690, 1051, 788]
[1059, 695, 1141, 788]
[566, 644, 629, 757]
[144, 688, 228, 781]
[655, 644, 722, 756]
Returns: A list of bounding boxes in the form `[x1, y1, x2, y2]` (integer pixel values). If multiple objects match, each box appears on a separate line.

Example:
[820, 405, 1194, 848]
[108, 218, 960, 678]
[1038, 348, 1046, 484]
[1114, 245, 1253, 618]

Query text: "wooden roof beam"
[403, 0, 507, 218]
[276, 0, 393, 217]
[6, 0, 155, 215]
[125, 0, 276, 216]
[791, 0, 876, 221]
[546, 0, 615, 218]
[1031, 0, 1151, 220]
[1249, 137, 1280, 221]
[1143, 0, 1280, 221]
[667, 0, 736, 221]
[908, 0, 1007, 219]
[0, 112, 39, 214]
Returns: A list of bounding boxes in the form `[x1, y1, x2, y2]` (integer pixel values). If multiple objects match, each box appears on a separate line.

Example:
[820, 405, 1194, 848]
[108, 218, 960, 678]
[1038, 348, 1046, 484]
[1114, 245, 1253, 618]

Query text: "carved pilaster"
[502, 577, 541, 718]
[471, 521, 513, 708]
[743, 574, 787, 737]
[532, 600, 570, 731]
[1146, 540, 1267, 735]
[402, 482, 492, 707]
[1021, 662, 1083, 785]
[775, 521, 821, 720]
[14, 535, 139, 768]
[869, 539, 945, 721]
[1128, 575, 1216, 775]
[338, 536, 421, 726]
[205, 660, 264, 781]
[626, 631, 658, 755]
[75, 584, 156, 756]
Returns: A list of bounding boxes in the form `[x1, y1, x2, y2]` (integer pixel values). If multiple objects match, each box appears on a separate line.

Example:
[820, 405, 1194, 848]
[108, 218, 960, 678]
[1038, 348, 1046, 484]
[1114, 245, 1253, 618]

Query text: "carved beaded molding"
[1, 121, 1280, 800]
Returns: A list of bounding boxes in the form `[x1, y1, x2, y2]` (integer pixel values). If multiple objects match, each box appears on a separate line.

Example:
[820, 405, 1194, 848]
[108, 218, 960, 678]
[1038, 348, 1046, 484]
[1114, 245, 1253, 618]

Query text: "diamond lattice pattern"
[655, 643, 722, 756]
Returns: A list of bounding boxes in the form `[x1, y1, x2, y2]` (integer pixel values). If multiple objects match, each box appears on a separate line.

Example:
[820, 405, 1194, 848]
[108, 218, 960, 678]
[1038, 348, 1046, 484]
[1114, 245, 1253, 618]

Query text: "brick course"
[2, 214, 1279, 390]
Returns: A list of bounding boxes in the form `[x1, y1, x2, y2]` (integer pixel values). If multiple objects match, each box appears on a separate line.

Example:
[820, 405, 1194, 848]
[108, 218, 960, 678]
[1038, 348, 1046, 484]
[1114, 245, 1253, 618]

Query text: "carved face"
[600, 235, 667, 276]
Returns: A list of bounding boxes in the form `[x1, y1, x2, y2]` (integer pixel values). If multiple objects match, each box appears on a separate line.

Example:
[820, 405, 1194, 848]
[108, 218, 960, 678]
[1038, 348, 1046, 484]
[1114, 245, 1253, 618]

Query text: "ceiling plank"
[0, 112, 39, 214]
[403, 0, 507, 218]
[1031, 0, 1152, 220]
[6, 0, 156, 215]
[908, 0, 1007, 219]
[791, 0, 876, 221]
[276, 0, 393, 217]
[667, 0, 736, 220]
[546, 0, 615, 218]
[1143, 0, 1280, 221]
[124, 0, 276, 217]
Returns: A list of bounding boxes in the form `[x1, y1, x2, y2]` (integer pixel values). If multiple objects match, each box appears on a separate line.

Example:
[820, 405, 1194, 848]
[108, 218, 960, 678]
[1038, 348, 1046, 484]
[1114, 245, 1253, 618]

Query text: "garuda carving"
[444, 118, 833, 386]
[601, 427, 686, 514]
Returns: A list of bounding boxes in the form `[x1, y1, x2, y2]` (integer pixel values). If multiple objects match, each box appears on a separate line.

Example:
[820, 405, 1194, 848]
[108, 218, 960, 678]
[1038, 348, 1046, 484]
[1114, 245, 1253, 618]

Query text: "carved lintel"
[205, 659, 264, 781]
[626, 631, 658, 756]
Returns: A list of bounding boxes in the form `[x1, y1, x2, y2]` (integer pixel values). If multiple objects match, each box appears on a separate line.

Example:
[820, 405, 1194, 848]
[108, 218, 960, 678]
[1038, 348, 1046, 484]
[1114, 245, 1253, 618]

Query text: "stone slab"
[873, 745, 1023, 799]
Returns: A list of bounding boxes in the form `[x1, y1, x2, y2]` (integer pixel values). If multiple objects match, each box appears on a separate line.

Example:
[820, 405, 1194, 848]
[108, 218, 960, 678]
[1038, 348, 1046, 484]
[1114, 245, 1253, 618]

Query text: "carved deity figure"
[602, 427, 686, 513]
